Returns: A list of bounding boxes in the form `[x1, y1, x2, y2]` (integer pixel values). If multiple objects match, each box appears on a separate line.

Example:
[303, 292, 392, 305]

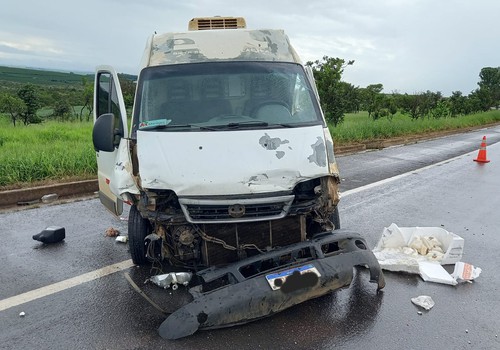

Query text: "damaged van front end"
[92, 17, 384, 340]
[160, 230, 385, 339]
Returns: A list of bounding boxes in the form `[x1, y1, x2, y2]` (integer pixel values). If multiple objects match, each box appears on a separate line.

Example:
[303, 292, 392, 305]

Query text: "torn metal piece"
[158, 230, 385, 340]
[148, 272, 193, 290]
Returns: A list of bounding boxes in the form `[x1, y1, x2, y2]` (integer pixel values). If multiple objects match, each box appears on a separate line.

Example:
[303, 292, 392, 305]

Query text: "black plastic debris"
[33, 226, 65, 244]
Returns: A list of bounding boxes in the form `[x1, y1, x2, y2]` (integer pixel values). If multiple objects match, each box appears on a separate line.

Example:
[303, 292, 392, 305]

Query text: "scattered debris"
[373, 223, 464, 273]
[33, 226, 65, 244]
[451, 262, 482, 283]
[419, 261, 457, 285]
[147, 272, 192, 290]
[373, 224, 481, 285]
[19, 311, 26, 317]
[115, 235, 128, 243]
[411, 295, 435, 310]
[41, 193, 59, 203]
[418, 261, 482, 286]
[105, 227, 120, 237]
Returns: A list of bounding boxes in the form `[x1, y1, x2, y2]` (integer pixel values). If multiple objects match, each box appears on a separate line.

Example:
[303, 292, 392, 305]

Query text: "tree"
[339, 81, 361, 113]
[478, 67, 500, 109]
[362, 84, 384, 119]
[386, 95, 398, 120]
[118, 74, 135, 110]
[400, 93, 424, 120]
[449, 91, 466, 117]
[468, 88, 491, 112]
[306, 56, 354, 126]
[17, 84, 42, 125]
[0, 94, 26, 126]
[54, 99, 72, 121]
[419, 90, 442, 118]
[431, 100, 450, 119]
[80, 77, 94, 121]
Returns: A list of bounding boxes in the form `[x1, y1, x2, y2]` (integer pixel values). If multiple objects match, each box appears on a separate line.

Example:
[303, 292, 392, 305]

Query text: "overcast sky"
[1, 0, 499, 96]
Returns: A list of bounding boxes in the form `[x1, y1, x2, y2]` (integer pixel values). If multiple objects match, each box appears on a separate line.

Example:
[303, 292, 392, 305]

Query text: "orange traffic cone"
[473, 136, 490, 163]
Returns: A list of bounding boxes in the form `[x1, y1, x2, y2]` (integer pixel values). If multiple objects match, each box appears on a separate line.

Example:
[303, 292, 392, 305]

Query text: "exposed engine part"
[171, 225, 201, 261]
[145, 233, 164, 261]
[311, 208, 336, 231]
[195, 226, 266, 254]
[147, 272, 193, 290]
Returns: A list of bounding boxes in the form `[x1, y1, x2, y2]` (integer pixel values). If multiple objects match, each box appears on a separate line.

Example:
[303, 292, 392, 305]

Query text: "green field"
[1, 110, 500, 189]
[0, 117, 96, 188]
[331, 110, 500, 144]
[0, 66, 92, 88]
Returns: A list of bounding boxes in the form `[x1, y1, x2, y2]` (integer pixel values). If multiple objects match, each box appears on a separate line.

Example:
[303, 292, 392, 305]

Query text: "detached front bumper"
[159, 230, 385, 340]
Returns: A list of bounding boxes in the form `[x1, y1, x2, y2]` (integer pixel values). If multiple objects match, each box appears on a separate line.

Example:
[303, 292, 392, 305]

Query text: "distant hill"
[0, 66, 94, 87]
[0, 66, 137, 88]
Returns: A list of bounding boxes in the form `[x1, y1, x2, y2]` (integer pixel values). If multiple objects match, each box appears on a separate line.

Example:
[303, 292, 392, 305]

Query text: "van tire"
[128, 205, 151, 265]
[331, 207, 341, 230]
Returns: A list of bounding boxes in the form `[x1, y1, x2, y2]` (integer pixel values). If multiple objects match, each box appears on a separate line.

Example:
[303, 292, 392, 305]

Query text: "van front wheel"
[128, 205, 151, 265]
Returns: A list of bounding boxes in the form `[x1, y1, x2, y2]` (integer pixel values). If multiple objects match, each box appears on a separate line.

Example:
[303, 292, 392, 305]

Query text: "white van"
[92, 17, 384, 339]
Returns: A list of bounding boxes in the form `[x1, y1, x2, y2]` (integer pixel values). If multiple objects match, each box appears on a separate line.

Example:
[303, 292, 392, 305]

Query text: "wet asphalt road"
[1, 126, 499, 349]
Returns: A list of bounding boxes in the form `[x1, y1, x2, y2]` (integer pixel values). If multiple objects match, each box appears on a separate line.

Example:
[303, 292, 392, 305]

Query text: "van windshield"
[132, 62, 323, 134]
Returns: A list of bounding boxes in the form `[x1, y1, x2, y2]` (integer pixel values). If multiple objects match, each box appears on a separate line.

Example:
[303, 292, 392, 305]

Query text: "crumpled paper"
[411, 295, 435, 310]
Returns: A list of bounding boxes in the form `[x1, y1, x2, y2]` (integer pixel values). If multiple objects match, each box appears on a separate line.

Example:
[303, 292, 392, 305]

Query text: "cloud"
[1, 0, 500, 95]
[0, 35, 63, 56]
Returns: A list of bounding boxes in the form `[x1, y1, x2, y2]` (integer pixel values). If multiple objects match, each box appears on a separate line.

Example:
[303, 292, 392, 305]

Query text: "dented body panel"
[143, 29, 302, 68]
[136, 126, 335, 196]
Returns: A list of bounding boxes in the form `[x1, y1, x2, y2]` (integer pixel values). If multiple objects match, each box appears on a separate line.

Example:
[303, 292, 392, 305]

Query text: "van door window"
[96, 72, 124, 137]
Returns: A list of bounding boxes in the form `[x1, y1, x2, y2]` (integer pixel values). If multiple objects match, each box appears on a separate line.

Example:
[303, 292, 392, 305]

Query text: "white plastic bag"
[411, 295, 435, 310]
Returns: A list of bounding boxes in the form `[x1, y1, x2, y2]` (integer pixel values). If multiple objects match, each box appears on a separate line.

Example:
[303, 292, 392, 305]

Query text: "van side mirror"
[93, 113, 119, 152]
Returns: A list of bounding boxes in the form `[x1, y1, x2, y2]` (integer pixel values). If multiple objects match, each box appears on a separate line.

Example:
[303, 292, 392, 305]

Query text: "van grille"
[179, 195, 294, 223]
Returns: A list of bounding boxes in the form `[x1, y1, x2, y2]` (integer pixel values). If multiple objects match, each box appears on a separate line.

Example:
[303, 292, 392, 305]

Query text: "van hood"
[136, 125, 331, 196]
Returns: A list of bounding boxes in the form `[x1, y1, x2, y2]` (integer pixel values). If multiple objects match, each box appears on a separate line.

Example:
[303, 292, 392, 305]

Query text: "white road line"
[341, 150, 473, 197]
[0, 259, 134, 312]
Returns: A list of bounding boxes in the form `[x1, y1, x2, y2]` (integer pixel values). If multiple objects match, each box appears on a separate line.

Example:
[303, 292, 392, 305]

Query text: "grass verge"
[1, 110, 500, 189]
[0, 119, 96, 189]
[330, 110, 500, 144]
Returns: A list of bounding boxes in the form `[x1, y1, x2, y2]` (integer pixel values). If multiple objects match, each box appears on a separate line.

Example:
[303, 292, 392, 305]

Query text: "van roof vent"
[188, 16, 246, 31]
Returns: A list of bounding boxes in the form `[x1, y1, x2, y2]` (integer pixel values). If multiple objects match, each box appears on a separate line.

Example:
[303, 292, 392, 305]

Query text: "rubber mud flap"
[158, 308, 200, 340]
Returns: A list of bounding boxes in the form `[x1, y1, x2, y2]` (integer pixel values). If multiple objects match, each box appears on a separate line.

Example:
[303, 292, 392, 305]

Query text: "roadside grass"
[330, 110, 500, 144]
[0, 117, 96, 188]
[1, 110, 500, 188]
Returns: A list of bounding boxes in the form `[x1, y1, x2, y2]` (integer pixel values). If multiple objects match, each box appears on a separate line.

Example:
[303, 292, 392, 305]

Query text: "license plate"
[265, 264, 321, 291]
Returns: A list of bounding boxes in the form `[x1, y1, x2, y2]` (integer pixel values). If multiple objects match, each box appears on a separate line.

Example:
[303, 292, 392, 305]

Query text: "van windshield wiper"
[226, 121, 269, 128]
[222, 121, 298, 129]
[139, 124, 218, 131]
